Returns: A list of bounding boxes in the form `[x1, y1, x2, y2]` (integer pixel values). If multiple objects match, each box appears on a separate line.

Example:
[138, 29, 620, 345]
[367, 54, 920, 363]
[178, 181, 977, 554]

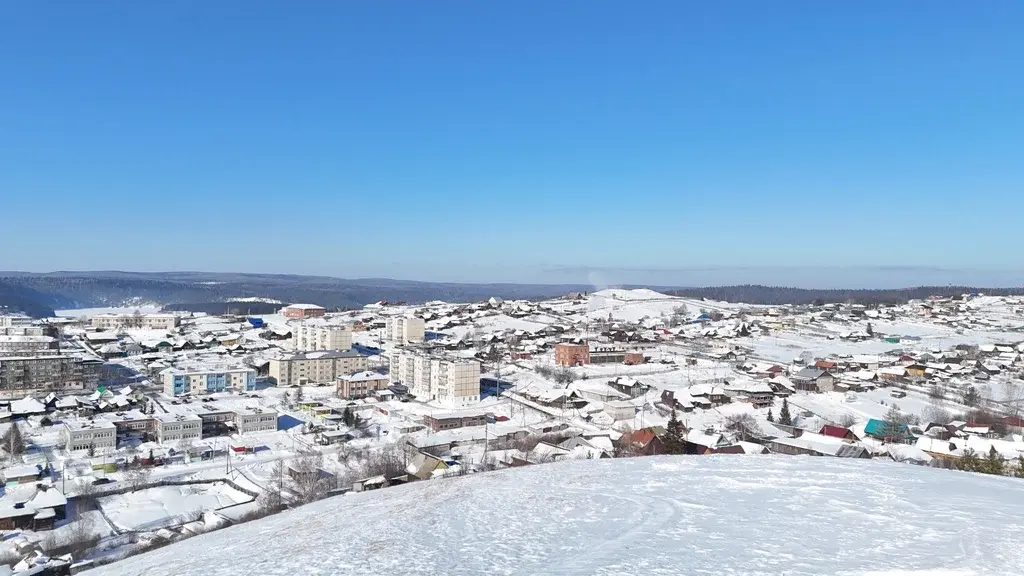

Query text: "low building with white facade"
[269, 350, 370, 387]
[90, 313, 180, 331]
[389, 349, 480, 403]
[235, 408, 278, 434]
[385, 315, 425, 343]
[293, 322, 352, 352]
[63, 419, 117, 453]
[161, 366, 257, 396]
[154, 412, 203, 444]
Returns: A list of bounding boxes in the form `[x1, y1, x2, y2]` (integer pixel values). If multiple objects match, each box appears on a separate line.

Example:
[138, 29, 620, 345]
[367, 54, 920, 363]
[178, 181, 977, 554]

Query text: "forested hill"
[664, 285, 1024, 306]
[2, 272, 1023, 318]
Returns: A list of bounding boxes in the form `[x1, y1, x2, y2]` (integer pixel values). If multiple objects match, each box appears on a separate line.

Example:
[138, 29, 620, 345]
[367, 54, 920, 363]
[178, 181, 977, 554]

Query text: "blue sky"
[2, 2, 1023, 287]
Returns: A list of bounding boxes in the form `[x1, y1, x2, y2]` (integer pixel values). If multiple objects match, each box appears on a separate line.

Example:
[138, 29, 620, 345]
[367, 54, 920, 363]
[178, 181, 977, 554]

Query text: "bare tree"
[258, 460, 287, 514]
[724, 413, 761, 442]
[290, 451, 330, 505]
[125, 466, 152, 491]
[834, 412, 857, 428]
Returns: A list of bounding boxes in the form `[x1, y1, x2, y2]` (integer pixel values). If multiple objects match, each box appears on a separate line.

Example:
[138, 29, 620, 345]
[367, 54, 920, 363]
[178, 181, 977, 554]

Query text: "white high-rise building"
[385, 315, 425, 343]
[389, 350, 479, 403]
[293, 323, 352, 351]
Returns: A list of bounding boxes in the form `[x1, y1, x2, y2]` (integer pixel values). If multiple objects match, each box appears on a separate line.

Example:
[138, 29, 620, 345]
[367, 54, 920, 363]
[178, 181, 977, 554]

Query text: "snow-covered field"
[88, 456, 1024, 576]
[98, 482, 253, 531]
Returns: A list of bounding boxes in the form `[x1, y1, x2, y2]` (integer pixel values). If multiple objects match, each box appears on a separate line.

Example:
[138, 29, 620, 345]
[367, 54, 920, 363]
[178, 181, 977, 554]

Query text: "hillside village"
[2, 289, 1024, 572]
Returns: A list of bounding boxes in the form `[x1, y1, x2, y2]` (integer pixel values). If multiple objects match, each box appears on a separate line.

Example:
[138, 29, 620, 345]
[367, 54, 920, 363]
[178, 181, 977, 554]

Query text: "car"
[92, 478, 115, 486]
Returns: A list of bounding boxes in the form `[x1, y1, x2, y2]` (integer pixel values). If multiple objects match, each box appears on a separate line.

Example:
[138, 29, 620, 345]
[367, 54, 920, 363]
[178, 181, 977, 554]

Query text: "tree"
[125, 466, 152, 491]
[955, 449, 982, 473]
[962, 386, 981, 408]
[725, 413, 761, 442]
[281, 390, 292, 408]
[982, 446, 1005, 476]
[922, 404, 953, 425]
[258, 460, 287, 514]
[294, 386, 305, 404]
[662, 409, 685, 455]
[342, 407, 355, 428]
[291, 451, 330, 505]
[866, 322, 874, 336]
[1013, 455, 1024, 478]
[779, 398, 793, 426]
[766, 409, 774, 423]
[928, 384, 945, 401]
[2, 422, 26, 459]
[880, 404, 909, 443]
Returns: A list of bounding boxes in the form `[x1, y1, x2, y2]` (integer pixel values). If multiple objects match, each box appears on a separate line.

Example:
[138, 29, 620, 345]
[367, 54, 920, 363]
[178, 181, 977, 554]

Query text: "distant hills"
[1, 271, 1023, 318]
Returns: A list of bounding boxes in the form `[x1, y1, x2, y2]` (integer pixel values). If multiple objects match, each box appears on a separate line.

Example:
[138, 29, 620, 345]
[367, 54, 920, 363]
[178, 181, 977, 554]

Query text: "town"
[2, 288, 1024, 573]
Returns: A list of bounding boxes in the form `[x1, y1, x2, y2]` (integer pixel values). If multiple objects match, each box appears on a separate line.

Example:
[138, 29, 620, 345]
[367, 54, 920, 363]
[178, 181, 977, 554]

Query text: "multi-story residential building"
[0, 335, 58, 357]
[281, 304, 326, 319]
[0, 315, 31, 329]
[154, 412, 203, 444]
[161, 366, 257, 396]
[555, 342, 590, 366]
[389, 350, 480, 403]
[235, 408, 278, 434]
[0, 355, 102, 397]
[90, 313, 180, 331]
[336, 371, 390, 399]
[63, 419, 117, 453]
[293, 323, 352, 351]
[269, 350, 369, 387]
[385, 315, 425, 343]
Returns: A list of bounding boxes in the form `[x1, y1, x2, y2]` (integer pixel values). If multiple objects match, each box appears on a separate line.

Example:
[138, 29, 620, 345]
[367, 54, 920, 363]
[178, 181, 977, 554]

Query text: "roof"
[341, 371, 389, 382]
[794, 367, 829, 380]
[819, 425, 853, 439]
[279, 350, 367, 361]
[2, 464, 40, 479]
[283, 303, 325, 310]
[864, 418, 913, 438]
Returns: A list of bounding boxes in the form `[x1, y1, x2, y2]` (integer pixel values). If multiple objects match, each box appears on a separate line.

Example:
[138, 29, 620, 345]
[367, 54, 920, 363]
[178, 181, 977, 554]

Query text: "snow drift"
[87, 456, 1024, 575]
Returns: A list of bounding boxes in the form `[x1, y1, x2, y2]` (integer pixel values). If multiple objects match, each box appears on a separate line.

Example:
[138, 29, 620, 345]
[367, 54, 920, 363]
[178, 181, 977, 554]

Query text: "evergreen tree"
[1013, 455, 1024, 478]
[281, 390, 292, 408]
[880, 404, 908, 443]
[962, 386, 980, 408]
[984, 446, 1005, 476]
[767, 409, 774, 423]
[956, 448, 981, 472]
[866, 322, 874, 336]
[779, 399, 793, 426]
[342, 407, 354, 427]
[2, 423, 26, 458]
[663, 409, 685, 455]
[294, 386, 305, 403]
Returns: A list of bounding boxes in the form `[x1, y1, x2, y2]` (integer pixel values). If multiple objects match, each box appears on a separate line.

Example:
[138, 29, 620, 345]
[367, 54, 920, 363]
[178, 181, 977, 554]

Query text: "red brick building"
[555, 343, 590, 366]
[281, 304, 326, 319]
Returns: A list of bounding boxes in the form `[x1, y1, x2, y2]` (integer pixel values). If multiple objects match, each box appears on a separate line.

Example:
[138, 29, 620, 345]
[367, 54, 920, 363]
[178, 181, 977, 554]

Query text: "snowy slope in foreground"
[89, 456, 1024, 576]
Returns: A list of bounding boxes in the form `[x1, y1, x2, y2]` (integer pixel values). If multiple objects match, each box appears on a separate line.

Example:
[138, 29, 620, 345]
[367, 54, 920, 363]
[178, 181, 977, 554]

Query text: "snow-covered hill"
[88, 456, 1024, 575]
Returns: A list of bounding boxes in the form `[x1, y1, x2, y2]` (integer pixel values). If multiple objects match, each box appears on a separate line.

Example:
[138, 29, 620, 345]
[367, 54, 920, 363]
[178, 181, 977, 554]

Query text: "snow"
[86, 456, 1024, 576]
[97, 483, 253, 531]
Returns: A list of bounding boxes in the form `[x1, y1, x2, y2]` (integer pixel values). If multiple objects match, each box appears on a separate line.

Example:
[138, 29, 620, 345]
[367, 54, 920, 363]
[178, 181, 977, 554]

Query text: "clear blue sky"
[2, 2, 1023, 287]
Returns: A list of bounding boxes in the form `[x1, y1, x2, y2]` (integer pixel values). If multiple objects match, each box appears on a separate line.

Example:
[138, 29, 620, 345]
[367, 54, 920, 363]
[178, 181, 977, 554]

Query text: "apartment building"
[336, 371, 390, 399]
[63, 419, 117, 453]
[161, 366, 257, 396]
[154, 412, 203, 444]
[90, 313, 180, 331]
[293, 323, 352, 352]
[0, 335, 58, 357]
[0, 316, 31, 329]
[235, 408, 278, 434]
[281, 304, 326, 319]
[385, 315, 425, 343]
[269, 350, 369, 387]
[0, 355, 102, 397]
[389, 350, 480, 403]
